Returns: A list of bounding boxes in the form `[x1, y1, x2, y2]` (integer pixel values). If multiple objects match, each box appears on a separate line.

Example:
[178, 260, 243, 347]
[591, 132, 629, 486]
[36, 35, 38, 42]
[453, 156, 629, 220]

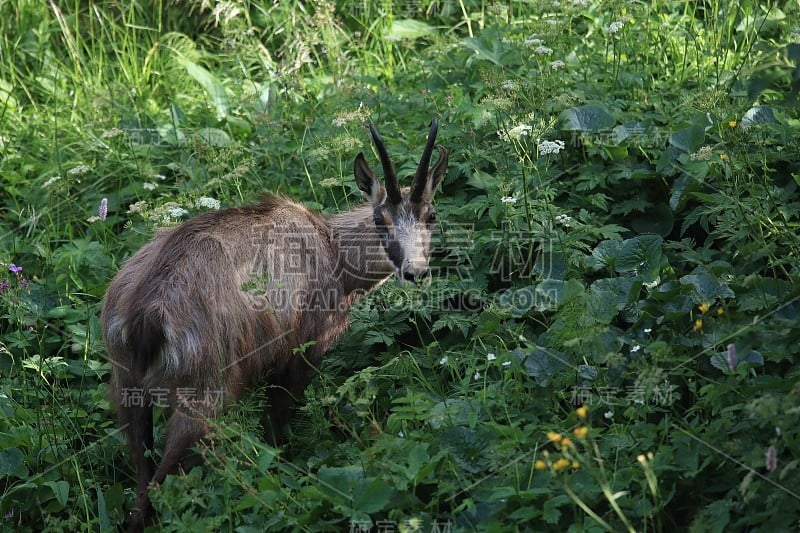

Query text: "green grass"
[1, 0, 800, 530]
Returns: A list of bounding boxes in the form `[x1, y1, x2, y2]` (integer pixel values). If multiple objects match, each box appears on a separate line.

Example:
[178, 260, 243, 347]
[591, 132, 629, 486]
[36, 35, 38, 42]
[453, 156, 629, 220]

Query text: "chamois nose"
[402, 266, 431, 284]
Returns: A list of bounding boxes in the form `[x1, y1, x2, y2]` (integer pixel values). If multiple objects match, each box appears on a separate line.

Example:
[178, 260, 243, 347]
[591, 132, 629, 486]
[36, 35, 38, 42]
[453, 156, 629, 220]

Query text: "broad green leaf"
[615, 235, 663, 276]
[741, 106, 777, 129]
[0, 448, 27, 478]
[353, 478, 394, 513]
[680, 272, 735, 301]
[178, 57, 229, 119]
[45, 480, 70, 506]
[631, 203, 674, 237]
[562, 105, 615, 131]
[591, 240, 621, 271]
[196, 127, 231, 147]
[669, 125, 704, 152]
[388, 19, 437, 40]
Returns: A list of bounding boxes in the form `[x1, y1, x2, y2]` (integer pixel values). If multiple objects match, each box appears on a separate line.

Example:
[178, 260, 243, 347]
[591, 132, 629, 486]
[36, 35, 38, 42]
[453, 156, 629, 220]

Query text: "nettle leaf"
[669, 125, 705, 153]
[439, 426, 493, 474]
[562, 105, 615, 132]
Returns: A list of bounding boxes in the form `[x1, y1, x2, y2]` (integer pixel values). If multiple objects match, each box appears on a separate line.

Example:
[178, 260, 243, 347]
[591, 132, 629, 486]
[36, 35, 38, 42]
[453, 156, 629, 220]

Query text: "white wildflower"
[501, 196, 517, 204]
[630, 344, 641, 353]
[197, 197, 221, 210]
[534, 45, 553, 55]
[332, 117, 348, 128]
[690, 146, 713, 161]
[487, 353, 497, 361]
[550, 60, 565, 70]
[474, 371, 481, 380]
[151, 174, 167, 181]
[604, 410, 614, 419]
[500, 80, 518, 91]
[439, 356, 448, 365]
[127, 201, 148, 214]
[68, 164, 90, 176]
[143, 182, 158, 190]
[607, 21, 624, 34]
[555, 213, 573, 227]
[501, 37, 513, 44]
[498, 124, 532, 142]
[573, 0, 589, 6]
[502, 361, 512, 367]
[167, 206, 189, 219]
[101, 128, 124, 139]
[643, 327, 653, 333]
[538, 139, 566, 155]
[791, 29, 800, 41]
[524, 38, 543, 46]
[42, 175, 62, 189]
[86, 216, 101, 223]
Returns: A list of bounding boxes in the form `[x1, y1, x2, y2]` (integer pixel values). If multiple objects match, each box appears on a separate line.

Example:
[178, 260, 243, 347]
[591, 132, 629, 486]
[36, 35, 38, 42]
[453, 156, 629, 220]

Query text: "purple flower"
[99, 197, 108, 221]
[726, 343, 737, 372]
[0, 278, 8, 294]
[8, 264, 21, 274]
[4, 508, 14, 519]
[766, 445, 777, 472]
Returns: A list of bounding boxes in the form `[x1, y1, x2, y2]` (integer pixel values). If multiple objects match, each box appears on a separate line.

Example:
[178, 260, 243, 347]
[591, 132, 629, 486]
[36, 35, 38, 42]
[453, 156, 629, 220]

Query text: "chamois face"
[354, 121, 449, 284]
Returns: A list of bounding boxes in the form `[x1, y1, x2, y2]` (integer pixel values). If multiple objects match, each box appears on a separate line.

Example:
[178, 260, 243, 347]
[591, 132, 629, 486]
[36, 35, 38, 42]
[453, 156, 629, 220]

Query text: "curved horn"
[369, 124, 402, 205]
[410, 119, 439, 202]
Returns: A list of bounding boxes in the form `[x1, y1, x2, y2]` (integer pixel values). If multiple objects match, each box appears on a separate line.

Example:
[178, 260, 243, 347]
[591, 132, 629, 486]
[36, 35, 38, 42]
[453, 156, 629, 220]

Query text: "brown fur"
[102, 123, 448, 531]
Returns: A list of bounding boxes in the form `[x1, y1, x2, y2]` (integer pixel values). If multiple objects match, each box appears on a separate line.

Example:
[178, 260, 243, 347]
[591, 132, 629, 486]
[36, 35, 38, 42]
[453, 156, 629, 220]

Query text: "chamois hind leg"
[117, 398, 156, 532]
[261, 356, 318, 446]
[134, 397, 216, 531]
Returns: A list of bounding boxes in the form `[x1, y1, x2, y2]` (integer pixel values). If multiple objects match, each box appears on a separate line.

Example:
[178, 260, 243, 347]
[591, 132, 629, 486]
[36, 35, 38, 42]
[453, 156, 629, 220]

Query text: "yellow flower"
[693, 319, 703, 331]
[576, 406, 588, 419]
[560, 437, 573, 449]
[698, 303, 710, 314]
[572, 461, 580, 469]
[717, 306, 724, 315]
[535, 459, 548, 470]
[719, 153, 727, 160]
[637, 454, 647, 464]
[573, 426, 589, 438]
[553, 458, 570, 471]
[547, 431, 563, 443]
[728, 120, 737, 128]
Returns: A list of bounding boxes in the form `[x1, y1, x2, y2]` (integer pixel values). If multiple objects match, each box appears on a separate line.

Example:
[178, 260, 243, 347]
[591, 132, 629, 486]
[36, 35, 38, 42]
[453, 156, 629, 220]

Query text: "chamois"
[102, 120, 448, 530]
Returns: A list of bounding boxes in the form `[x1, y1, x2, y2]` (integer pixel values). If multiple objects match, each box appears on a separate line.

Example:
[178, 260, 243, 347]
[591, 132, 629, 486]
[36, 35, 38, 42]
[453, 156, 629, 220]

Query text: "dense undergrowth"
[1, 0, 800, 531]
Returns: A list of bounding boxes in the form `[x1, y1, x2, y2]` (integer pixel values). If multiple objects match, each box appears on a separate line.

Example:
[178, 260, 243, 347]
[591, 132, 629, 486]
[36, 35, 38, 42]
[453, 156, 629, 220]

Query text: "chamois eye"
[427, 211, 437, 223]
[373, 212, 385, 226]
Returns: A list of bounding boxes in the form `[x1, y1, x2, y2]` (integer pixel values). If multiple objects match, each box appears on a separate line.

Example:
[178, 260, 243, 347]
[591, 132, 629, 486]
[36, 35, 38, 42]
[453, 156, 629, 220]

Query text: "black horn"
[410, 119, 439, 202]
[369, 124, 402, 205]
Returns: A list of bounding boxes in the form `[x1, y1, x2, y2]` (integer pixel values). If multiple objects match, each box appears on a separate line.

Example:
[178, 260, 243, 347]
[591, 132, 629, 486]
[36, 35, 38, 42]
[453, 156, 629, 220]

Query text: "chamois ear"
[354, 153, 383, 205]
[425, 145, 449, 200]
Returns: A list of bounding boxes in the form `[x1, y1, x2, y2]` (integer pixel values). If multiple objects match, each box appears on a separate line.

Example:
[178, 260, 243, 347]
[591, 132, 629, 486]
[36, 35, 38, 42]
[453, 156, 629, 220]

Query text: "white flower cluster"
[538, 139, 566, 155]
[42, 175, 62, 189]
[607, 21, 624, 34]
[550, 60, 565, 70]
[555, 213, 573, 227]
[68, 164, 90, 176]
[196, 197, 221, 210]
[500, 196, 517, 204]
[534, 46, 553, 55]
[498, 124, 532, 142]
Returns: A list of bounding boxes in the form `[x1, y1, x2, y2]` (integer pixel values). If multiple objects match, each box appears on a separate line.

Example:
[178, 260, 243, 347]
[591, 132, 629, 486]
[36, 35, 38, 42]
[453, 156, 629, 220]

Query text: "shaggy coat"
[102, 121, 448, 531]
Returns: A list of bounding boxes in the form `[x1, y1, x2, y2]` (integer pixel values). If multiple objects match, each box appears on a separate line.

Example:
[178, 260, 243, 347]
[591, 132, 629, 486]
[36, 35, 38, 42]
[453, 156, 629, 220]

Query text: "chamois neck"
[329, 203, 395, 295]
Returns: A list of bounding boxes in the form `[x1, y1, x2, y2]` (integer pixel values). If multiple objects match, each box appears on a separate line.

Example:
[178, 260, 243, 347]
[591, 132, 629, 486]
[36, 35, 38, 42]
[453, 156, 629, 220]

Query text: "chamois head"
[354, 119, 449, 284]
